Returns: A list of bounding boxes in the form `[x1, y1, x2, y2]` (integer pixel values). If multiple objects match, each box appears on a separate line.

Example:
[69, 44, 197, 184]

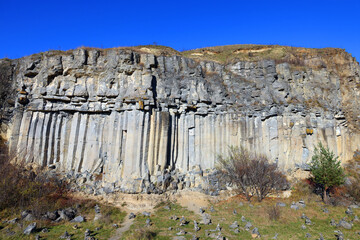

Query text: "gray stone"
[215, 223, 221, 231]
[71, 216, 85, 223]
[45, 211, 59, 221]
[85, 229, 91, 237]
[94, 205, 102, 221]
[334, 230, 344, 240]
[23, 213, 35, 221]
[173, 237, 186, 240]
[201, 214, 212, 225]
[305, 218, 312, 225]
[339, 219, 352, 229]
[58, 208, 76, 221]
[345, 207, 353, 215]
[59, 231, 71, 239]
[21, 210, 31, 219]
[145, 218, 151, 227]
[23, 222, 36, 235]
[8, 218, 18, 224]
[176, 230, 186, 235]
[330, 218, 338, 226]
[142, 211, 151, 217]
[251, 227, 261, 238]
[229, 221, 239, 229]
[290, 203, 299, 210]
[129, 213, 136, 219]
[245, 222, 252, 231]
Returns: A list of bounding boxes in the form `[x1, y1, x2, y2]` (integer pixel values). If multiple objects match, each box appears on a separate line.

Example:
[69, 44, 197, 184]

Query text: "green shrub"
[309, 142, 345, 203]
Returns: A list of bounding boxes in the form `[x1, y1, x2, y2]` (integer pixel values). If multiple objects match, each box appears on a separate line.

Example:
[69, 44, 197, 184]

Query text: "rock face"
[0, 45, 359, 192]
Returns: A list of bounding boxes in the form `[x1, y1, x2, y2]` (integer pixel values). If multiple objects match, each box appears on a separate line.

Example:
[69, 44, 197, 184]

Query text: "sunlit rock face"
[0, 46, 359, 192]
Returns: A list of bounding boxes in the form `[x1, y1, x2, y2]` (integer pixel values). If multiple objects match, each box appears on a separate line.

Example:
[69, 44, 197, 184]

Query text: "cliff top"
[10, 44, 357, 69]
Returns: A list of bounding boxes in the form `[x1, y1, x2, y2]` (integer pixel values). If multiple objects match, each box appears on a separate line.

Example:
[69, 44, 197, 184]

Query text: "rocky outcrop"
[0, 46, 359, 193]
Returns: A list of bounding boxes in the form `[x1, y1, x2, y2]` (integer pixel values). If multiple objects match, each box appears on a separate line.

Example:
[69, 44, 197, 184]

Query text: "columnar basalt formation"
[0, 45, 359, 193]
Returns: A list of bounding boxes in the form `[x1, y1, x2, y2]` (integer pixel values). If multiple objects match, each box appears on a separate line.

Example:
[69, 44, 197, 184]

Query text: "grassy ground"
[0, 190, 359, 239]
[121, 194, 360, 240]
[0, 203, 126, 240]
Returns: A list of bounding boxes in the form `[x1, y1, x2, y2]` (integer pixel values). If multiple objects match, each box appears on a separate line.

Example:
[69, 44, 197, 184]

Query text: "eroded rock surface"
[0, 46, 359, 193]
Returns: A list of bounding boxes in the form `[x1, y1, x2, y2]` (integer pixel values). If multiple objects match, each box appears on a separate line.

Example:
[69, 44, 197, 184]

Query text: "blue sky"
[1, 0, 359, 61]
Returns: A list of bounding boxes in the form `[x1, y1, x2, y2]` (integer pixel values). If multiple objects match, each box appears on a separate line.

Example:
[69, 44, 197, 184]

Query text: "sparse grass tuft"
[267, 205, 282, 221]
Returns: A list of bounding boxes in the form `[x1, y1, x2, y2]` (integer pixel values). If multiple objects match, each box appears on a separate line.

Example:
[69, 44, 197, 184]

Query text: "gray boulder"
[339, 219, 352, 229]
[145, 218, 151, 227]
[290, 203, 299, 210]
[23, 222, 37, 235]
[23, 213, 35, 221]
[21, 210, 31, 219]
[251, 227, 261, 238]
[229, 221, 239, 229]
[59, 231, 71, 239]
[345, 207, 353, 215]
[142, 211, 151, 217]
[58, 208, 76, 221]
[45, 211, 59, 221]
[245, 222, 252, 231]
[201, 214, 211, 225]
[71, 216, 85, 223]
[8, 218, 18, 224]
[330, 219, 337, 226]
[334, 230, 344, 240]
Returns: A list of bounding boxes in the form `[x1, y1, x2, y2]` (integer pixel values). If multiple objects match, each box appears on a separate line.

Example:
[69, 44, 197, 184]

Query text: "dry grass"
[268, 205, 282, 221]
[19, 44, 350, 71]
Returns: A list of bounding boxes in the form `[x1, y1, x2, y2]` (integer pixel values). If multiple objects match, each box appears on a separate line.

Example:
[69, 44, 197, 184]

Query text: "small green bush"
[309, 142, 345, 203]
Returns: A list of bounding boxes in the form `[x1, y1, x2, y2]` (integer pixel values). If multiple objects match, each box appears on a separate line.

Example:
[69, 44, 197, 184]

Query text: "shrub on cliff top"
[217, 146, 288, 202]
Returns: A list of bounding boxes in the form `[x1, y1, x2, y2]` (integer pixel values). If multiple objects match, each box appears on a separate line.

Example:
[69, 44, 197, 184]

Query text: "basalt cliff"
[0, 45, 359, 194]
